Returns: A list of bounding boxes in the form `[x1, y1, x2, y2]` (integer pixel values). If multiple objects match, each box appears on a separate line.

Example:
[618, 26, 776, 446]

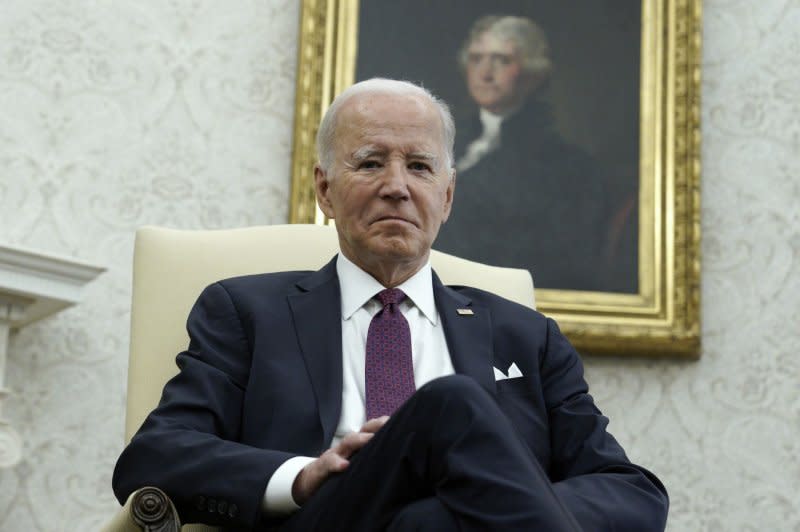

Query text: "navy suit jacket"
[113, 256, 668, 530]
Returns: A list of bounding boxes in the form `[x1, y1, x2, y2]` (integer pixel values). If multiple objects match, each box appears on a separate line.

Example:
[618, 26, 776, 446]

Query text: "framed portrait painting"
[289, 0, 702, 357]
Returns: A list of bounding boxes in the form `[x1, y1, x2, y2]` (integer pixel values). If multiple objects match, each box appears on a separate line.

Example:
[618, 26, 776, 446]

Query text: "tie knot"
[376, 288, 406, 307]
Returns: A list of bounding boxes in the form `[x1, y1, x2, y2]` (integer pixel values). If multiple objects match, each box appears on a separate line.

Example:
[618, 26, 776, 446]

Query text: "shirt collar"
[479, 108, 504, 137]
[336, 253, 438, 325]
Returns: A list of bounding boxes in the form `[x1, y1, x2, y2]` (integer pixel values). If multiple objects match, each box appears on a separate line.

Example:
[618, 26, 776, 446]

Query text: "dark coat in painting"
[435, 100, 614, 291]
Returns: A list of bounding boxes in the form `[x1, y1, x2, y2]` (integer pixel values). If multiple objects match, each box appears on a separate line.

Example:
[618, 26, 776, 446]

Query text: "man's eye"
[409, 162, 431, 172]
[359, 160, 380, 169]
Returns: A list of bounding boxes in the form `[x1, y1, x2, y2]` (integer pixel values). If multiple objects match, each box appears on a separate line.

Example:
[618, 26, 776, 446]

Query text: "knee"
[418, 374, 485, 400]
[415, 374, 494, 413]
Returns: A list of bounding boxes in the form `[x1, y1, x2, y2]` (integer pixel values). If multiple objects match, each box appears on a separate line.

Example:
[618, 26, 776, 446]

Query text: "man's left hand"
[291, 416, 389, 505]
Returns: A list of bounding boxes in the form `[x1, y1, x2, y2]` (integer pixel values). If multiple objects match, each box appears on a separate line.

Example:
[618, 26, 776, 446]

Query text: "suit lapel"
[433, 273, 496, 394]
[288, 257, 343, 448]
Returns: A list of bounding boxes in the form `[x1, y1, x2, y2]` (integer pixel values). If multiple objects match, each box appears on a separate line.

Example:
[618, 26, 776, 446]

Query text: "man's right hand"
[291, 416, 389, 505]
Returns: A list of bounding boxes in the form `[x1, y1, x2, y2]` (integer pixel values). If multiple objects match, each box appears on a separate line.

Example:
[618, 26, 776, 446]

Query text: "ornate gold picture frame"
[289, 0, 701, 357]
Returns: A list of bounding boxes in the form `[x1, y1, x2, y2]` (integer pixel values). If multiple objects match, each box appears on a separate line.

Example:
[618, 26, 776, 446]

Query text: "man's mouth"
[478, 85, 497, 92]
[373, 216, 416, 227]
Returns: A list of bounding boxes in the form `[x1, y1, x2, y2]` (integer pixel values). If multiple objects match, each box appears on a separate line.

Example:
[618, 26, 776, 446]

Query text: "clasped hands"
[292, 416, 390, 505]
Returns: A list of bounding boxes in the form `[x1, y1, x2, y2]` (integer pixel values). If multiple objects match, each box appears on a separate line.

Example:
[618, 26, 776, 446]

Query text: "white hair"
[459, 15, 552, 78]
[316, 78, 455, 173]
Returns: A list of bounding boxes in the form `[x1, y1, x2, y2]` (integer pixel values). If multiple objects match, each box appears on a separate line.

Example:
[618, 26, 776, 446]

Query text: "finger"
[318, 451, 350, 474]
[319, 448, 350, 471]
[294, 453, 350, 505]
[360, 416, 390, 433]
[302, 452, 347, 491]
[335, 431, 374, 458]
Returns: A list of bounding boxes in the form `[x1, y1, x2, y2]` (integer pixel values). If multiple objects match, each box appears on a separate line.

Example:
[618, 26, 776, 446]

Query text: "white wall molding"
[0, 244, 104, 468]
[0, 244, 106, 329]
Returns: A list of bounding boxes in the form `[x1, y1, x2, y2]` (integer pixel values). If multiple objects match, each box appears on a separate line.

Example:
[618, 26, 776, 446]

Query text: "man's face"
[315, 92, 455, 278]
[465, 32, 533, 114]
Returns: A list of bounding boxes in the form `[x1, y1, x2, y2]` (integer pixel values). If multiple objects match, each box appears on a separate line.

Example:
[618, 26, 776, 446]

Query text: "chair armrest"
[101, 487, 181, 532]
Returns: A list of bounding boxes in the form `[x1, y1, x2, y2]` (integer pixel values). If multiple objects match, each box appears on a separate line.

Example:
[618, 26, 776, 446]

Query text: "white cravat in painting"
[456, 108, 505, 172]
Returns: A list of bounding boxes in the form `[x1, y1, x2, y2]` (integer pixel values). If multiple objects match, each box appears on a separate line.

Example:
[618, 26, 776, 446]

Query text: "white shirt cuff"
[262, 456, 316, 515]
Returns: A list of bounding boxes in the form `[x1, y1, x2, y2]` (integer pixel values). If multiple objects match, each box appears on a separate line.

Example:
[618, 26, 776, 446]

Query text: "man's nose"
[478, 58, 495, 80]
[379, 163, 411, 200]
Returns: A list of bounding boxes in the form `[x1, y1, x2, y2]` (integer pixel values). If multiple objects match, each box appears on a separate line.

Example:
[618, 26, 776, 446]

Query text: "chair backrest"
[125, 224, 535, 441]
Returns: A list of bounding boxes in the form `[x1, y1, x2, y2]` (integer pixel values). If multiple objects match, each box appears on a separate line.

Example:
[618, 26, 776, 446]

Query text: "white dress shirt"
[263, 254, 455, 514]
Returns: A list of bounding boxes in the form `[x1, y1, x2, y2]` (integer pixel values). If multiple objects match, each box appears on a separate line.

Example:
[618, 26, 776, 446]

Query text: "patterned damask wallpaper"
[0, 0, 796, 530]
[0, 1, 299, 529]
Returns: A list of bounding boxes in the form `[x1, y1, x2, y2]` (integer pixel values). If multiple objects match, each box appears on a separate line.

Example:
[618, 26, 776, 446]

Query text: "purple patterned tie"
[365, 288, 415, 419]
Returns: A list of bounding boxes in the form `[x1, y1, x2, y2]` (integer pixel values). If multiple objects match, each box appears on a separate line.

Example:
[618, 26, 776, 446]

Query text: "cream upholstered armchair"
[104, 224, 535, 532]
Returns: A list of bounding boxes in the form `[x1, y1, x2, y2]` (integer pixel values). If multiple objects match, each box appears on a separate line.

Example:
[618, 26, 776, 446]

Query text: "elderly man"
[113, 78, 667, 531]
[434, 15, 611, 292]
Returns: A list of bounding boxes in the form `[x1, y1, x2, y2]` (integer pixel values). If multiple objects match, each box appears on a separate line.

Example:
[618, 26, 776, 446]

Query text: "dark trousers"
[277, 375, 581, 532]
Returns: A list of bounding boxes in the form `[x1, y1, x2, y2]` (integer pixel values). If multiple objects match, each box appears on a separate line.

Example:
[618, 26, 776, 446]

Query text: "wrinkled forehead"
[336, 93, 447, 151]
[341, 92, 438, 124]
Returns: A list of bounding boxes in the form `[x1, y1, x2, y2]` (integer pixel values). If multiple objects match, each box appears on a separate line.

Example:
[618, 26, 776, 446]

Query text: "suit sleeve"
[112, 282, 296, 529]
[540, 318, 669, 531]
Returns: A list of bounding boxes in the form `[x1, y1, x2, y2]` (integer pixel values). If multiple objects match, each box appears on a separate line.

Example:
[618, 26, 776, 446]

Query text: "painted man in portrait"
[434, 15, 612, 292]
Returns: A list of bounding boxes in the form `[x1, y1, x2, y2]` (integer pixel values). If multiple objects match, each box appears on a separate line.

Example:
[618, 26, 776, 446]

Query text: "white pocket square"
[493, 362, 523, 381]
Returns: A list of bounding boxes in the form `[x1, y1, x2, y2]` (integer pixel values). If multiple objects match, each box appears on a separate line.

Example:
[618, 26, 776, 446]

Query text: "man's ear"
[314, 164, 336, 219]
[441, 169, 456, 223]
